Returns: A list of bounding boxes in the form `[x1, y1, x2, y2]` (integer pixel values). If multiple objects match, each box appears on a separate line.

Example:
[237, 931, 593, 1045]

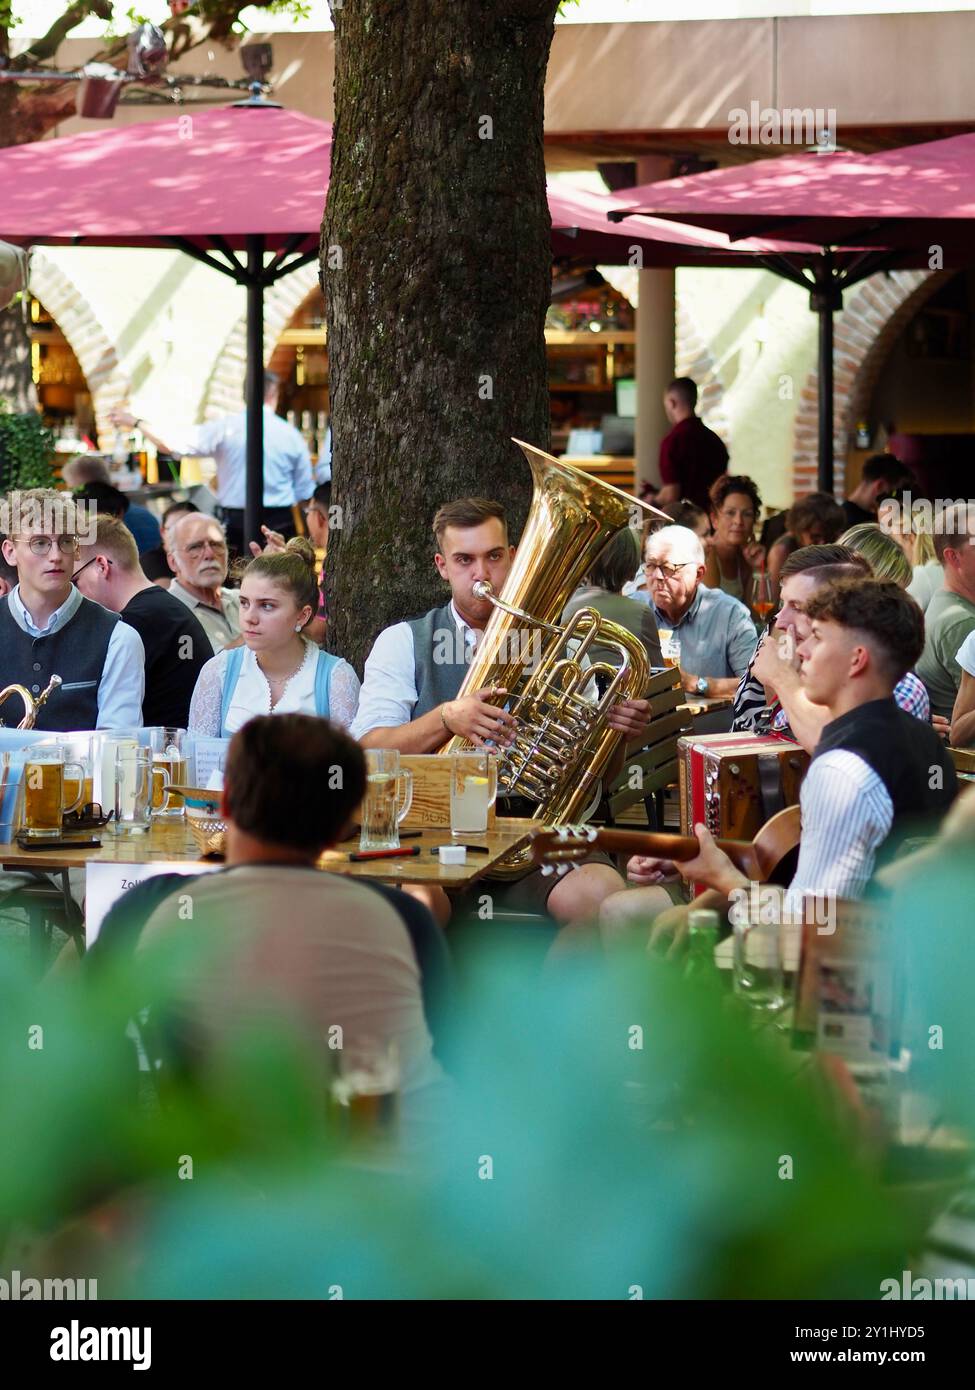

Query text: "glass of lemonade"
[359, 749, 414, 851]
[147, 728, 189, 819]
[450, 751, 498, 836]
[21, 747, 86, 839]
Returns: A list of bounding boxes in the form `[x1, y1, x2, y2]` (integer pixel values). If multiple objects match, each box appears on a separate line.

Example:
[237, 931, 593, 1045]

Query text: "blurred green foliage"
[0, 920, 922, 1300]
[0, 403, 56, 492]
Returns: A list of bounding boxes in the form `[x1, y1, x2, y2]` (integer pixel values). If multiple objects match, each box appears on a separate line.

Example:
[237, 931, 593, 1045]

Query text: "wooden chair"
[596, 667, 688, 831]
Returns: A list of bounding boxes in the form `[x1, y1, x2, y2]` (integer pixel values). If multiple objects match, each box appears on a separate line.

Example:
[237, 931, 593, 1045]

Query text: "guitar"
[530, 804, 801, 883]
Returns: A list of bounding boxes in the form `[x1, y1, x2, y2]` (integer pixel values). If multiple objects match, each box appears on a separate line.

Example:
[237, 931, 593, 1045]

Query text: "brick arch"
[200, 262, 322, 420]
[791, 268, 950, 497]
[675, 297, 729, 445]
[29, 250, 130, 443]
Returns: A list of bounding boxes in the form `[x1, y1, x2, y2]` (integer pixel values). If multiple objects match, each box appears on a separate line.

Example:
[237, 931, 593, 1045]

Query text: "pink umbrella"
[0, 100, 838, 531]
[607, 146, 941, 490]
[607, 133, 975, 254]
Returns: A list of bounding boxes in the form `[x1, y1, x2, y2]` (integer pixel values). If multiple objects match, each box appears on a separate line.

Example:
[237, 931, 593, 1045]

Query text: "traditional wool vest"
[406, 602, 474, 718]
[813, 697, 957, 856]
[0, 593, 119, 731]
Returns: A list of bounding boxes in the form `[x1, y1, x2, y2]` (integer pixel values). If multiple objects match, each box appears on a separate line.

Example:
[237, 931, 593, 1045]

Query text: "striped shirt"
[784, 749, 894, 913]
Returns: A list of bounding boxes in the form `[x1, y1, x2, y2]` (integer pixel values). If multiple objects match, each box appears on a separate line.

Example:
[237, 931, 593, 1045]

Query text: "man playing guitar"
[598, 579, 957, 948]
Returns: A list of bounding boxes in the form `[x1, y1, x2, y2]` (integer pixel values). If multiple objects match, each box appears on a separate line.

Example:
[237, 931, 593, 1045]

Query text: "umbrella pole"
[811, 257, 842, 495]
[245, 234, 266, 553]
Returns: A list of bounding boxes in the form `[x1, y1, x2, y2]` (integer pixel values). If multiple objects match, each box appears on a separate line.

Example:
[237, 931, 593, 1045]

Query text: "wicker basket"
[187, 816, 226, 858]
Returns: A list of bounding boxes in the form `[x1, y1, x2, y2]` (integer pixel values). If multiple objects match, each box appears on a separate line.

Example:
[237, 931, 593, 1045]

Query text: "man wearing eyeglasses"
[637, 525, 758, 700]
[166, 513, 241, 652]
[0, 489, 145, 731]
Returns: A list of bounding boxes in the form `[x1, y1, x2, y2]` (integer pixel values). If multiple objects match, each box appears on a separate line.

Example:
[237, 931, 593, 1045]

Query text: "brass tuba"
[0, 675, 62, 729]
[441, 440, 667, 876]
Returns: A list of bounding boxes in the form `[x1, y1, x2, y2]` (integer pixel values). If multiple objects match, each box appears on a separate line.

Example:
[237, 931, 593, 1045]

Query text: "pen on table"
[348, 845, 422, 862]
[398, 830, 423, 839]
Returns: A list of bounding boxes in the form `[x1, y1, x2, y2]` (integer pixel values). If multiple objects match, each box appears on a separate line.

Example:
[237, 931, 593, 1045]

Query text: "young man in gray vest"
[350, 497, 652, 929]
[0, 488, 145, 730]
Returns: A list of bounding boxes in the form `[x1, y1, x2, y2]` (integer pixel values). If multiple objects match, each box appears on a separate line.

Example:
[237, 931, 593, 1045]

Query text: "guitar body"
[530, 804, 802, 887]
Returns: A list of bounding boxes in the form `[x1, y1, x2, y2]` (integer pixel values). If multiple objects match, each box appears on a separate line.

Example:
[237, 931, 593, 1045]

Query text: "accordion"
[678, 732, 809, 842]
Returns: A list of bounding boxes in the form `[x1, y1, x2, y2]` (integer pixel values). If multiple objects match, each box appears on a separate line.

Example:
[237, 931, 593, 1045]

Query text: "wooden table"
[1, 818, 537, 888]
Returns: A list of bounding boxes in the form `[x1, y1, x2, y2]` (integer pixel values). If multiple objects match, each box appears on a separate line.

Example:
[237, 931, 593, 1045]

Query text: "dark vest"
[0, 593, 119, 731]
[406, 602, 473, 718]
[813, 698, 957, 856]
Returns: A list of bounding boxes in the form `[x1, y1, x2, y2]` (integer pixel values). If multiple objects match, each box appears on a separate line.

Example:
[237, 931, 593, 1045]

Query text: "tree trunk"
[322, 0, 559, 675]
[0, 306, 37, 415]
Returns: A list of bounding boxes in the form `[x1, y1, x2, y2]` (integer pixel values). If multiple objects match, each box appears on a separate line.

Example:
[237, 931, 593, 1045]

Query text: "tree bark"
[322, 0, 560, 675]
[0, 303, 37, 414]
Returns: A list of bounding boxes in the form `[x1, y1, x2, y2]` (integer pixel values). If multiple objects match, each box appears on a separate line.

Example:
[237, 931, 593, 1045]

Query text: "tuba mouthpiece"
[472, 580, 494, 600]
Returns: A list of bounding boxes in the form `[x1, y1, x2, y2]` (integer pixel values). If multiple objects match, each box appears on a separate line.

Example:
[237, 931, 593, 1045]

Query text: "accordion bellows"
[678, 732, 809, 843]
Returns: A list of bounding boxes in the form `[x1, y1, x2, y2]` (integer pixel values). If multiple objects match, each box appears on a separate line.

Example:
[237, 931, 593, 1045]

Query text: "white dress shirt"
[188, 640, 360, 736]
[8, 584, 145, 731]
[167, 405, 314, 509]
[350, 599, 597, 742]
[784, 749, 894, 913]
[350, 600, 475, 741]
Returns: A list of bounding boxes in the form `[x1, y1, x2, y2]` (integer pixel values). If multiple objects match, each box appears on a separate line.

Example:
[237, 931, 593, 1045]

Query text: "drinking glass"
[733, 916, 786, 1012]
[752, 570, 775, 627]
[658, 630, 681, 669]
[56, 733, 95, 815]
[115, 748, 168, 835]
[450, 751, 498, 836]
[331, 1037, 400, 1140]
[359, 749, 413, 850]
[147, 727, 189, 818]
[21, 747, 86, 839]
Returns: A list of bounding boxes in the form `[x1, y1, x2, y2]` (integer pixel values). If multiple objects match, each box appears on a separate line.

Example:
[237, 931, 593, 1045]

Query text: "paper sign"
[191, 737, 230, 788]
[85, 860, 220, 946]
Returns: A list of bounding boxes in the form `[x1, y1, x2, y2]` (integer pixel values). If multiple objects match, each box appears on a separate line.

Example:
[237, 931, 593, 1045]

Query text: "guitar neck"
[572, 827, 756, 875]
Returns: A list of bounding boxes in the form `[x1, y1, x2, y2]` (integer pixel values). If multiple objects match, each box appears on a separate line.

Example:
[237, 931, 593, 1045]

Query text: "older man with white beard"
[166, 513, 241, 652]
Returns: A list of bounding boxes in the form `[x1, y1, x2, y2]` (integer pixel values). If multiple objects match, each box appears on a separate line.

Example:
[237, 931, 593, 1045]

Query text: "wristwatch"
[695, 676, 710, 696]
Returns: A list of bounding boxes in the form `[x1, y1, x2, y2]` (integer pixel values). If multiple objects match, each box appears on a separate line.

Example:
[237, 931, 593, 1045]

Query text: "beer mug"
[21, 747, 86, 839]
[147, 727, 189, 818]
[115, 747, 168, 835]
[359, 749, 413, 851]
[450, 751, 498, 836]
[56, 733, 95, 816]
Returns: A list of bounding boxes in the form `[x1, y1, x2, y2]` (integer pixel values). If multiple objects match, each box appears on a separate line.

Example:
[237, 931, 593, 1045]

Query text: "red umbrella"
[0, 100, 833, 533]
[607, 133, 975, 255]
[607, 136, 975, 489]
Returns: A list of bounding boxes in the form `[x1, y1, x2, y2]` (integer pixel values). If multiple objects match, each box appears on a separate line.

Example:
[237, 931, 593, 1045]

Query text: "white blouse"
[188, 639, 361, 736]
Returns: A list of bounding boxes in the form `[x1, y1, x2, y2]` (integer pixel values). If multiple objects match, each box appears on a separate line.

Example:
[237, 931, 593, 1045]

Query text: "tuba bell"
[0, 675, 62, 729]
[441, 440, 668, 876]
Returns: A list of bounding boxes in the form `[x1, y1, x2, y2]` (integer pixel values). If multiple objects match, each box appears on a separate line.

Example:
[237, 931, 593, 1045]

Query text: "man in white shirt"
[112, 372, 314, 555]
[351, 496, 653, 930]
[600, 578, 957, 945]
[166, 513, 241, 653]
[0, 488, 144, 730]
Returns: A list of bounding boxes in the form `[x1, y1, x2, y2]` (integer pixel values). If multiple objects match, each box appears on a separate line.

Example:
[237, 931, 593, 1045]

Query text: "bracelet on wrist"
[440, 705, 453, 736]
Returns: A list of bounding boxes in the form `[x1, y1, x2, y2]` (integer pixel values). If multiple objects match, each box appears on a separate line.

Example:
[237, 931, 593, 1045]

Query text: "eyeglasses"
[16, 535, 79, 556]
[73, 555, 111, 580]
[182, 539, 228, 557]
[645, 560, 695, 579]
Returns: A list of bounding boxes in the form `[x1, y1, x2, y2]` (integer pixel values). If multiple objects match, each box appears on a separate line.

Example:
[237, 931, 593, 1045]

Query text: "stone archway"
[200, 262, 322, 420]
[29, 250, 131, 443]
[791, 267, 950, 497]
